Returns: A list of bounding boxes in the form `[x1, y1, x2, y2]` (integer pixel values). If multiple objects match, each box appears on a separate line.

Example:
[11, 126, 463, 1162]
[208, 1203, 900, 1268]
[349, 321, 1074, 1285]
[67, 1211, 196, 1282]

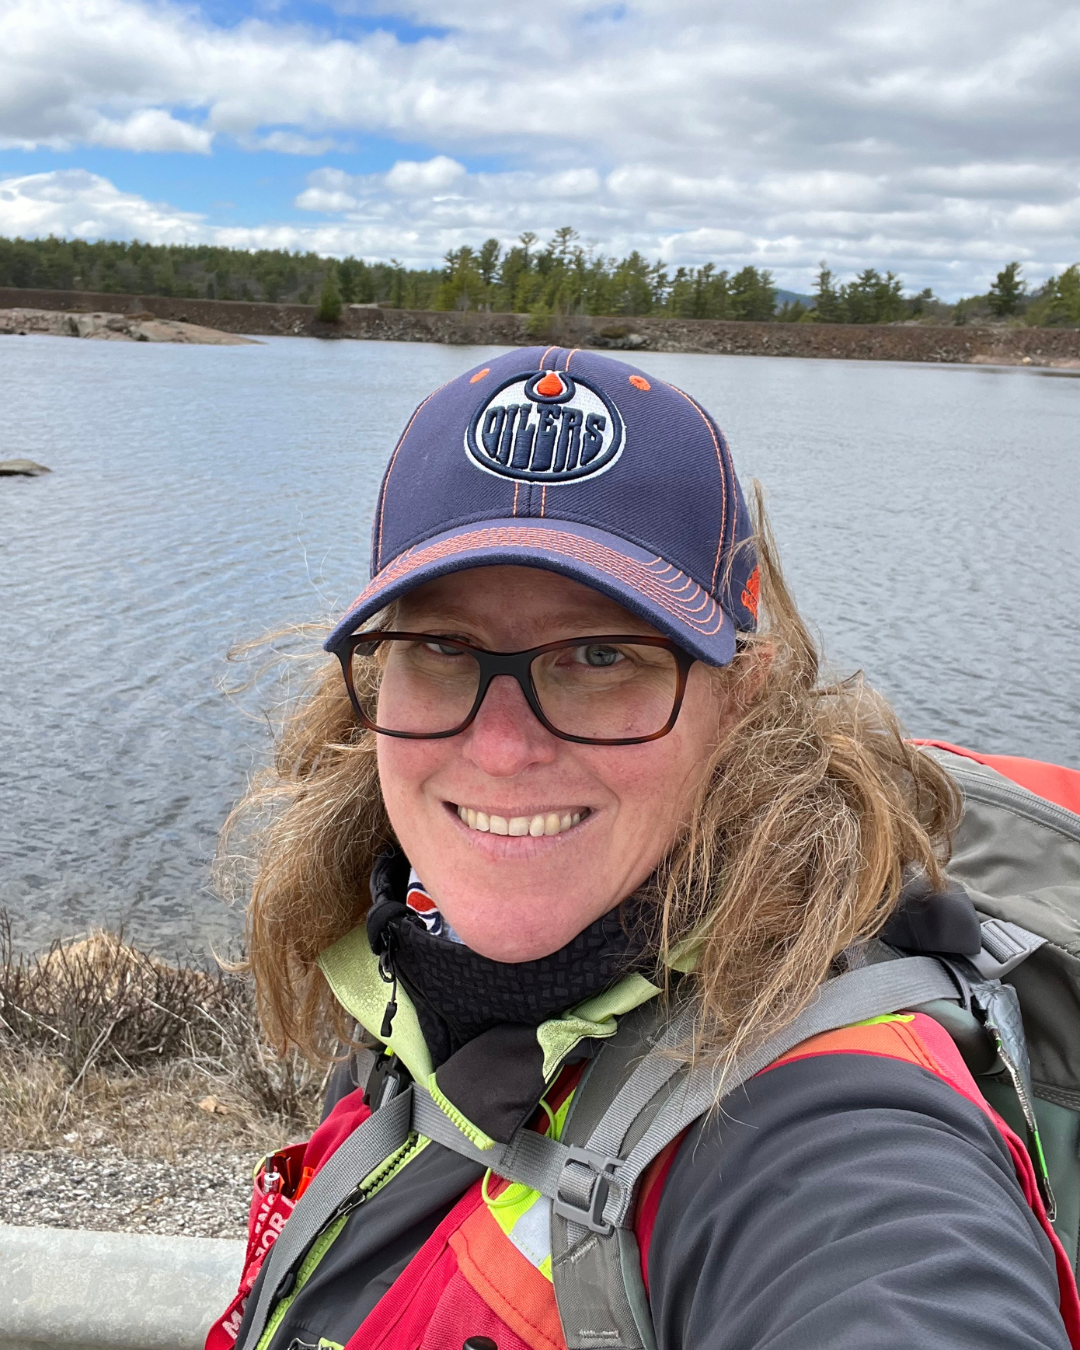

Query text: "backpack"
[231, 742, 1080, 1350]
[919, 742, 1080, 1270]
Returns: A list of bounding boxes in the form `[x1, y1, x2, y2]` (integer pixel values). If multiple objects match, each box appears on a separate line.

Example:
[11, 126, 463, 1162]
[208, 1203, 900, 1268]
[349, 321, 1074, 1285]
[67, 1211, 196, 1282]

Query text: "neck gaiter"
[365, 850, 651, 1066]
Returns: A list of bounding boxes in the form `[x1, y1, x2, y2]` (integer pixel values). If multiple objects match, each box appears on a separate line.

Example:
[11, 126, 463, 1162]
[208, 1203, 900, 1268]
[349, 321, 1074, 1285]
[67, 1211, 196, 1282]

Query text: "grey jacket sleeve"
[648, 1051, 1070, 1350]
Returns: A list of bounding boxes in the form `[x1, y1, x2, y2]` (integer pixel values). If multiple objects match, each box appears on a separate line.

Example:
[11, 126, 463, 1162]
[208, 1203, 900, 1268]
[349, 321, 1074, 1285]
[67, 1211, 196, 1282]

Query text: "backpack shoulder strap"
[547, 955, 960, 1350]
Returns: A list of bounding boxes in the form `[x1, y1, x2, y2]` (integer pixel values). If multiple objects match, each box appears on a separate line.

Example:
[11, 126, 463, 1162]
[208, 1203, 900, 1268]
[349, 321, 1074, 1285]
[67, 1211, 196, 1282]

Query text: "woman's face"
[377, 565, 733, 962]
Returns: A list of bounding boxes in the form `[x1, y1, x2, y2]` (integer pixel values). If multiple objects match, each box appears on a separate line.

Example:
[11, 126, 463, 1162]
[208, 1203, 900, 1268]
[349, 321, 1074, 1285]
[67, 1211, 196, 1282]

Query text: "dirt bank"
[0, 306, 257, 344]
[1, 286, 1078, 366]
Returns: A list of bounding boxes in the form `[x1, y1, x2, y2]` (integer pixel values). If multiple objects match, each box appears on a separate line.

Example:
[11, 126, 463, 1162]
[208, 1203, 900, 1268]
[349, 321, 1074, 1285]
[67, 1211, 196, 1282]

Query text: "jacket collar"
[317, 923, 660, 1148]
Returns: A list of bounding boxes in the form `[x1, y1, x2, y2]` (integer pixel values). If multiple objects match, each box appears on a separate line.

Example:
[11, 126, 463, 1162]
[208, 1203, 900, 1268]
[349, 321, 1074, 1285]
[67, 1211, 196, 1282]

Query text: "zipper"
[377, 927, 399, 1039]
[254, 1132, 426, 1350]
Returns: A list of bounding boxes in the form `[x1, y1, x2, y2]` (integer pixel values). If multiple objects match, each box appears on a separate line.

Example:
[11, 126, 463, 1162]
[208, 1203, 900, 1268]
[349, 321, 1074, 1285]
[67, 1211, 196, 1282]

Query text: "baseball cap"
[325, 346, 759, 666]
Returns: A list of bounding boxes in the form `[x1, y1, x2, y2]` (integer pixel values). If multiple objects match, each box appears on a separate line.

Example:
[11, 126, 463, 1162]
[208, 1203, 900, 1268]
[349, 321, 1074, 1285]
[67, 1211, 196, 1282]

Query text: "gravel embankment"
[0, 1148, 255, 1238]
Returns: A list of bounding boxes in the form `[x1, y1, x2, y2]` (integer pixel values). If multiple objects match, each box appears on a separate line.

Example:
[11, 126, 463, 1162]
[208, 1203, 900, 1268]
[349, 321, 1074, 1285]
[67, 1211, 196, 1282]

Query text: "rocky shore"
[1, 285, 1078, 366]
[0, 306, 257, 345]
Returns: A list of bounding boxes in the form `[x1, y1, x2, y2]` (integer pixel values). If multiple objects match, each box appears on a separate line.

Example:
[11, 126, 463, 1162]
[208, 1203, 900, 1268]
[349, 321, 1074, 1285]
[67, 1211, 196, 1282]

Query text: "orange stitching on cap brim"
[662, 383, 728, 593]
[512, 482, 520, 516]
[345, 527, 726, 637]
[539, 346, 558, 370]
[564, 348, 581, 370]
[540, 485, 547, 516]
[375, 378, 455, 569]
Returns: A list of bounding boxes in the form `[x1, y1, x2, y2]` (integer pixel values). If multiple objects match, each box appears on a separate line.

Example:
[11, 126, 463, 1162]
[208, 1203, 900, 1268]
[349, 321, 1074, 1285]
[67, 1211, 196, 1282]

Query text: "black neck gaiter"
[366, 851, 651, 1066]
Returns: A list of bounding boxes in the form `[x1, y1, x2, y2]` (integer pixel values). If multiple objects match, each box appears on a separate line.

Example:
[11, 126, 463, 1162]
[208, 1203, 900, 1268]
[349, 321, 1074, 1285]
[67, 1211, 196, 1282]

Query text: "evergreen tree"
[729, 266, 777, 321]
[812, 263, 844, 323]
[1027, 264, 1080, 327]
[988, 262, 1025, 317]
[316, 268, 343, 322]
[337, 257, 361, 304]
[841, 268, 904, 324]
[476, 239, 501, 286]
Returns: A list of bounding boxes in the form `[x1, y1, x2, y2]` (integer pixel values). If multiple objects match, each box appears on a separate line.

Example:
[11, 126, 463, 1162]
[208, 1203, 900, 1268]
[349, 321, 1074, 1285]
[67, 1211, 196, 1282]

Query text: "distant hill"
[776, 289, 815, 308]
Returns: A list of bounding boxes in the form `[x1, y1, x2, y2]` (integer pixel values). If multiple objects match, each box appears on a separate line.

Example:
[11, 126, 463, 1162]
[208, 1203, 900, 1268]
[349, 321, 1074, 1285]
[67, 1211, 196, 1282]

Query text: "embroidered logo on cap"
[464, 369, 625, 484]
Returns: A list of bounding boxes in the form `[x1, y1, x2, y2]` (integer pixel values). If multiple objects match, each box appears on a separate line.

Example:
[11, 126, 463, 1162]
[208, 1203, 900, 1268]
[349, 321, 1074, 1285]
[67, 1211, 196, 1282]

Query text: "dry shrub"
[0, 915, 325, 1154]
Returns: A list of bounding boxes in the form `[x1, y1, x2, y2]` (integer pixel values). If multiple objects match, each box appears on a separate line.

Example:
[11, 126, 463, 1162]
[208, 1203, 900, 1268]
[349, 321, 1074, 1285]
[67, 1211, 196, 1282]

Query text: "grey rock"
[0, 459, 51, 476]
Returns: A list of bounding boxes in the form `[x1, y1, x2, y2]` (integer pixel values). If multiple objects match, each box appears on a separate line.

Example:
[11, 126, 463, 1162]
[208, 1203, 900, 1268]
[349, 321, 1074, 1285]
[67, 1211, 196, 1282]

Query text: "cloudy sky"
[1, 0, 1078, 295]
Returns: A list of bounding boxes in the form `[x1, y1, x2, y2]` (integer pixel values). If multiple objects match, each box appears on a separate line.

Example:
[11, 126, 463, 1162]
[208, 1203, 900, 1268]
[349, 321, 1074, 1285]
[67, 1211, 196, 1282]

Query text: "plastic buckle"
[552, 1146, 622, 1236]
[972, 919, 1046, 980]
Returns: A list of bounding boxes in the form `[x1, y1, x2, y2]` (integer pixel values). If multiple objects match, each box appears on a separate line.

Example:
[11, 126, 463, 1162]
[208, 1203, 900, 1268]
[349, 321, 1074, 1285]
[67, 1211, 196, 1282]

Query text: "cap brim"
[325, 519, 737, 666]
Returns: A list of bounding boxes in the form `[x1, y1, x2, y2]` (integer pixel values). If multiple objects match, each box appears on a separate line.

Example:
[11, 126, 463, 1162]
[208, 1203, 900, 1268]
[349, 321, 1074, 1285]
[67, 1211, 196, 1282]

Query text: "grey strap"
[972, 918, 1046, 980]
[596, 954, 959, 1226]
[546, 955, 960, 1350]
[237, 1088, 413, 1350]
[414, 954, 959, 1231]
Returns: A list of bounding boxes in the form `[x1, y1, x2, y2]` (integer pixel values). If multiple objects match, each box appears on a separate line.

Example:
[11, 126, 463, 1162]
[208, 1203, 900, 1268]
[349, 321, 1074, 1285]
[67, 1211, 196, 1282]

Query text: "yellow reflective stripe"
[481, 1091, 574, 1282]
[854, 1013, 916, 1027]
[505, 1195, 553, 1274]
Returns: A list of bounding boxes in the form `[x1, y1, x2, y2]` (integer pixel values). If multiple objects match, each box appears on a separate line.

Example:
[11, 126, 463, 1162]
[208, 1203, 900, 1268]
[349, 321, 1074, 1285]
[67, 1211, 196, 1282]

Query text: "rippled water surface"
[1, 336, 1077, 957]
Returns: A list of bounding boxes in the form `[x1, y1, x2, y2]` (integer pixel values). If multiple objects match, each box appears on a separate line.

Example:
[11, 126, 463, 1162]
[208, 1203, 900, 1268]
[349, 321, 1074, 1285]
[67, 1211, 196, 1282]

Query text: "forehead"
[395, 565, 663, 638]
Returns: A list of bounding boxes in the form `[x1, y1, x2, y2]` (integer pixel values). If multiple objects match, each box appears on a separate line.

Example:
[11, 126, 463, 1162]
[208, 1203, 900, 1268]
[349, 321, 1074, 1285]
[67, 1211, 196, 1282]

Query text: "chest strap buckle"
[552, 1145, 622, 1236]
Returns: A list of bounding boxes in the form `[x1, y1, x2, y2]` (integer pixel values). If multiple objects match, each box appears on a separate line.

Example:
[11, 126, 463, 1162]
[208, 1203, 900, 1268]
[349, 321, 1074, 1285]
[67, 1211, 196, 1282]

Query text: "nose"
[460, 674, 559, 778]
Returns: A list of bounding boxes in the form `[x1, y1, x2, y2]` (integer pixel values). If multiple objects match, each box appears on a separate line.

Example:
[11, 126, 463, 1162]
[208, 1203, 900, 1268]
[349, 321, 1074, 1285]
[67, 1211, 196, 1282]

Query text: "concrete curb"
[0, 1224, 245, 1350]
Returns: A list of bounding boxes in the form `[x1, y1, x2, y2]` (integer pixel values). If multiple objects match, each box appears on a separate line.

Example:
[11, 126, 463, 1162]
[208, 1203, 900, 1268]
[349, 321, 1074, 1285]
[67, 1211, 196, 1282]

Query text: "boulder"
[0, 458, 51, 476]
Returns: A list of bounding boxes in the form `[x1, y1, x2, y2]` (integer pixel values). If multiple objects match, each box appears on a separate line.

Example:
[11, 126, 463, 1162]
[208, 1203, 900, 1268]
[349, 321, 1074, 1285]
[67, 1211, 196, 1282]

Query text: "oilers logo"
[465, 370, 625, 483]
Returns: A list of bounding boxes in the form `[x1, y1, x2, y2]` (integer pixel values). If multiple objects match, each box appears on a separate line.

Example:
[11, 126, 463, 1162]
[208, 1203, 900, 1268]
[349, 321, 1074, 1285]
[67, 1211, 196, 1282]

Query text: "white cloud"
[249, 130, 337, 155]
[0, 170, 205, 242]
[384, 155, 466, 194]
[538, 169, 601, 198]
[1, 0, 1080, 292]
[90, 109, 212, 153]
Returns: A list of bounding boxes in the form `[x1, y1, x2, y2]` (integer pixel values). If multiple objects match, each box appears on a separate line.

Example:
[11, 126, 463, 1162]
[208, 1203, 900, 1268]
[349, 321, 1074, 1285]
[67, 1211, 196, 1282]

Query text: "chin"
[445, 904, 589, 965]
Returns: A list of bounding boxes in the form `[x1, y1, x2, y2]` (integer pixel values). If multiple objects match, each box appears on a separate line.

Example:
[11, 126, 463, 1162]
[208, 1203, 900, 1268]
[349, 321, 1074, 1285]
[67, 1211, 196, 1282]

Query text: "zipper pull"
[378, 932, 399, 1041]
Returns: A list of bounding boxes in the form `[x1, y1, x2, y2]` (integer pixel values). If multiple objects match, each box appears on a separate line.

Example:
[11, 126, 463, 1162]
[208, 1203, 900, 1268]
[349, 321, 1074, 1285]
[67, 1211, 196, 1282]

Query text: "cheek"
[376, 737, 447, 821]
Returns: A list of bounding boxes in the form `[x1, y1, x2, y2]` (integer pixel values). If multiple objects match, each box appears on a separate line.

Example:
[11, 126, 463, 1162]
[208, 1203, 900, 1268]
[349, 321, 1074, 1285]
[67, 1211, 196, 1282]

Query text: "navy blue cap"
[326, 346, 759, 665]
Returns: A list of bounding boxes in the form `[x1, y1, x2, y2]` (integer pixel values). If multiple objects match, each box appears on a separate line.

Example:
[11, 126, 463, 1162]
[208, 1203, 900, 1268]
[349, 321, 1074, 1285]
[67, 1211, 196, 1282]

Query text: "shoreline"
[1, 285, 1078, 367]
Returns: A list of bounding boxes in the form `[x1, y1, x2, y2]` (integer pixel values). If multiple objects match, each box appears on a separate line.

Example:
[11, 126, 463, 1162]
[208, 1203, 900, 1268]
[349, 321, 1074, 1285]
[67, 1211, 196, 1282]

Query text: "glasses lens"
[351, 637, 481, 735]
[530, 642, 680, 742]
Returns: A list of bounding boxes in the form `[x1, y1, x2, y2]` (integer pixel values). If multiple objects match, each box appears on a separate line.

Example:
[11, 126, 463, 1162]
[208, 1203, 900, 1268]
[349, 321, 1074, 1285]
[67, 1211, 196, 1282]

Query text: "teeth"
[456, 806, 586, 838]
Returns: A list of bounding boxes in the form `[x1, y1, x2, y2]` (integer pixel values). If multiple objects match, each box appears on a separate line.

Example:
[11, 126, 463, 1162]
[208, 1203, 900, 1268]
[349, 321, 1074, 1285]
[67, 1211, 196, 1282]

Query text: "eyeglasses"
[337, 631, 696, 746]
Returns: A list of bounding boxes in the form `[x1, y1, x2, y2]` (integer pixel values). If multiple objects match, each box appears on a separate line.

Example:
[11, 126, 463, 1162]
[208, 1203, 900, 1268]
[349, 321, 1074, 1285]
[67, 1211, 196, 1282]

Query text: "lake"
[1, 334, 1077, 959]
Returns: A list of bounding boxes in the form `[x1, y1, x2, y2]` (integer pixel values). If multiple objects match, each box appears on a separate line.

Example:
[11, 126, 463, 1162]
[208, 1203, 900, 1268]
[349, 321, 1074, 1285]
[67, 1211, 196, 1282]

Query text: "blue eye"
[580, 644, 621, 667]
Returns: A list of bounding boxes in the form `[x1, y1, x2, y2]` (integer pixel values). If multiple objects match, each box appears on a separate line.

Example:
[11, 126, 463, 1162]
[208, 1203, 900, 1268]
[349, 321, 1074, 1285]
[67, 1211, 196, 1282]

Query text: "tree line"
[1, 230, 1077, 327]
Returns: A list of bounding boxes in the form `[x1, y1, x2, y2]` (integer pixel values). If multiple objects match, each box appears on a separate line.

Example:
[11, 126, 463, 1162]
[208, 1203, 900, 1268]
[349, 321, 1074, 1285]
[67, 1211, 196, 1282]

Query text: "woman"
[212, 347, 1077, 1350]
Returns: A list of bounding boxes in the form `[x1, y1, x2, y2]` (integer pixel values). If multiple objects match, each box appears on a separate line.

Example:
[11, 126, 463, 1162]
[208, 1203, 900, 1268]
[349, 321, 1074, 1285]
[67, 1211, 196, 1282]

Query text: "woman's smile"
[450, 803, 589, 836]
